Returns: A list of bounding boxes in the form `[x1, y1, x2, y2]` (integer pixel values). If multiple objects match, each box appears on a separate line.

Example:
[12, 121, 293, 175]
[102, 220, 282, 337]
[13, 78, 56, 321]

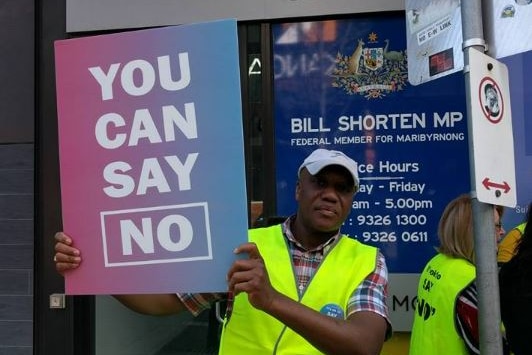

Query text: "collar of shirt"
[282, 215, 340, 254]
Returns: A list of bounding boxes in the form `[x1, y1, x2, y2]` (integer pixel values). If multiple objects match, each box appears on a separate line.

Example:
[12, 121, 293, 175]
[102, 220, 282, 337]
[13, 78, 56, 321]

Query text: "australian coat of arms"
[332, 33, 408, 99]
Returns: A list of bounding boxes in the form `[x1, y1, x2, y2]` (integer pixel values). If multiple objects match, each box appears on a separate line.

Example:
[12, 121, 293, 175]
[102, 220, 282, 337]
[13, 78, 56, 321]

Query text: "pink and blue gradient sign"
[54, 19, 248, 294]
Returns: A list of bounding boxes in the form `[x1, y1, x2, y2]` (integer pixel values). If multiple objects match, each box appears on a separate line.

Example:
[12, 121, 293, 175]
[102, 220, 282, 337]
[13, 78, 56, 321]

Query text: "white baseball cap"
[298, 148, 359, 188]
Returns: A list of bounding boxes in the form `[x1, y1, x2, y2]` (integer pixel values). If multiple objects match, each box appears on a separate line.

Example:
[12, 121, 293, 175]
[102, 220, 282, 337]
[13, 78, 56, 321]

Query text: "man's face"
[486, 87, 498, 109]
[295, 165, 356, 233]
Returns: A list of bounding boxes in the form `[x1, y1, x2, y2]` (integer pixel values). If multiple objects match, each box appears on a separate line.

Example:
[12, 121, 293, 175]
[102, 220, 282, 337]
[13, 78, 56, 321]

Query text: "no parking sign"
[468, 47, 517, 207]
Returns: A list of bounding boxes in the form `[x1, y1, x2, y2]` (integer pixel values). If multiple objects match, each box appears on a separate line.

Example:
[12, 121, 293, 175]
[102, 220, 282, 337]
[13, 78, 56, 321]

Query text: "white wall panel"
[67, 0, 405, 32]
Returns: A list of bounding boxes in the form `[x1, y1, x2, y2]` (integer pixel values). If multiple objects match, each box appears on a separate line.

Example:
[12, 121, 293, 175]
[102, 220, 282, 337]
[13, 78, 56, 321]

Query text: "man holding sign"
[54, 148, 391, 355]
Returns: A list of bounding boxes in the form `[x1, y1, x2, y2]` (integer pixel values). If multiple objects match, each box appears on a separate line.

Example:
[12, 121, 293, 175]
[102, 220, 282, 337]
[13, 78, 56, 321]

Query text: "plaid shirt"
[178, 216, 390, 329]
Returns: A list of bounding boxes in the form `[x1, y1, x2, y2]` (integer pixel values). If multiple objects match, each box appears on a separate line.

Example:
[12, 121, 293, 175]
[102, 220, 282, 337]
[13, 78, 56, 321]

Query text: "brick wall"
[0, 144, 34, 355]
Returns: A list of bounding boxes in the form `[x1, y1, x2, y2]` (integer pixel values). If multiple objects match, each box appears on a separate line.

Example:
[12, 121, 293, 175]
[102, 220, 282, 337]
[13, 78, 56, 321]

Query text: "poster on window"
[55, 19, 248, 295]
[272, 14, 469, 330]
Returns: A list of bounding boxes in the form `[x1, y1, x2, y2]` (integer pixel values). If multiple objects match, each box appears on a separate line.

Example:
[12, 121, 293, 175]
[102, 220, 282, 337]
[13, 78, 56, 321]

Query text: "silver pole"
[461, 1, 503, 354]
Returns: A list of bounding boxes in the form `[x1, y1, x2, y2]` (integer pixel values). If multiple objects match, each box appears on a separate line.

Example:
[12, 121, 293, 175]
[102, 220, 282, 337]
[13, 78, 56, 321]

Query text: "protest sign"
[55, 19, 248, 294]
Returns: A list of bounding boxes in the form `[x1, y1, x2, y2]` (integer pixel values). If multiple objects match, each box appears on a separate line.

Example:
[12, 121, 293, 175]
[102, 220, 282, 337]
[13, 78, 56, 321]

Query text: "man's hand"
[54, 232, 81, 275]
[227, 242, 279, 311]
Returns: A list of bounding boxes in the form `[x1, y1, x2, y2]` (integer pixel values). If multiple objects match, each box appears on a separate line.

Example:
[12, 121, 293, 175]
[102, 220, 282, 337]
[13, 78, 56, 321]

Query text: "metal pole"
[461, 1, 503, 354]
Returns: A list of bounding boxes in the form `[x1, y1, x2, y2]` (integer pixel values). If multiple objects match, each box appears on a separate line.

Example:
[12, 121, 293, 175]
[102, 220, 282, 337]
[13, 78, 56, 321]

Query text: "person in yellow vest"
[409, 194, 508, 355]
[54, 148, 391, 354]
[497, 222, 527, 265]
[499, 203, 532, 355]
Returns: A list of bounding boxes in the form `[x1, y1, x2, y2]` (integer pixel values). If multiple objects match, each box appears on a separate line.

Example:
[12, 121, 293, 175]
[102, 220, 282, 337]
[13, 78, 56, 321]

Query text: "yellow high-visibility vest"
[219, 224, 377, 355]
[410, 253, 475, 355]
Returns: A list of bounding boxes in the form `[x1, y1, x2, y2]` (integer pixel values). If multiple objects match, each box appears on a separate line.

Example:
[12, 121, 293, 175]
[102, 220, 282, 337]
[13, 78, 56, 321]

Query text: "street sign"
[405, 0, 463, 85]
[406, 1, 532, 86]
[468, 47, 517, 207]
[484, 0, 532, 59]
